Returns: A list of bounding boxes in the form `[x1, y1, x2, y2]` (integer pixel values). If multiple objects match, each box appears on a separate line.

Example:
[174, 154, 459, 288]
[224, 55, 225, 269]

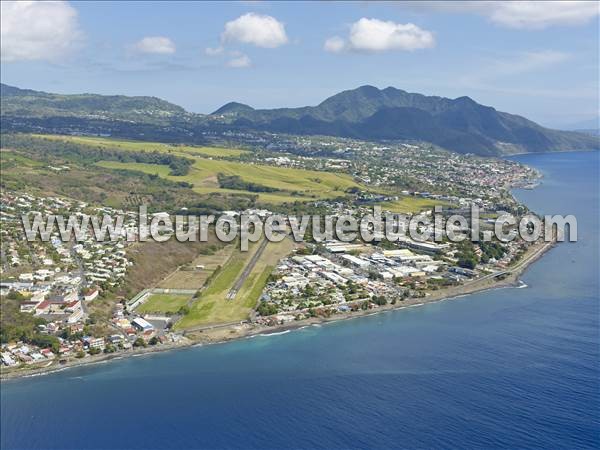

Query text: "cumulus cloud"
[324, 18, 435, 53]
[1, 1, 82, 62]
[227, 53, 251, 68]
[133, 36, 176, 54]
[411, 1, 599, 29]
[222, 13, 288, 48]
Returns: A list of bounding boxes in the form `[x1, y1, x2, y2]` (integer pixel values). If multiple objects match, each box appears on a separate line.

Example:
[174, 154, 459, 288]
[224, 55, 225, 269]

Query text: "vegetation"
[32, 134, 248, 158]
[456, 242, 479, 270]
[380, 196, 451, 213]
[479, 241, 507, 263]
[257, 302, 278, 316]
[94, 156, 363, 205]
[217, 173, 278, 193]
[1, 133, 194, 176]
[3, 83, 598, 156]
[175, 239, 293, 329]
[0, 293, 51, 348]
[136, 294, 192, 314]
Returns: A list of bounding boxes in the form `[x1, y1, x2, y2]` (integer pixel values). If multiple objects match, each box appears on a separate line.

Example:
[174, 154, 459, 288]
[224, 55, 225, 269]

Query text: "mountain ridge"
[209, 85, 598, 155]
[2, 83, 597, 156]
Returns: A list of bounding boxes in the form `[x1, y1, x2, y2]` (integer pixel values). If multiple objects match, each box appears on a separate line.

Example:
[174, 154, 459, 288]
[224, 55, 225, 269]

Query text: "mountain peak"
[212, 102, 255, 115]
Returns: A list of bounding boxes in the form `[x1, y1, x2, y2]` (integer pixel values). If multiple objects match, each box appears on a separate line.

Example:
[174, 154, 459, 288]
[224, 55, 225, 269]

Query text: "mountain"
[1, 83, 187, 123]
[212, 102, 255, 116]
[0, 83, 202, 143]
[209, 85, 599, 156]
[1, 83, 597, 156]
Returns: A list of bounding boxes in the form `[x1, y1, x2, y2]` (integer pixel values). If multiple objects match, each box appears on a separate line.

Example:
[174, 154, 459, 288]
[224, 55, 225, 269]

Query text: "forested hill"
[2, 83, 598, 156]
[210, 85, 599, 156]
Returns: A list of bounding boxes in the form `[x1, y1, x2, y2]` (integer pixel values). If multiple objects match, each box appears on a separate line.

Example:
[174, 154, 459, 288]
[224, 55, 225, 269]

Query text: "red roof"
[36, 300, 51, 310]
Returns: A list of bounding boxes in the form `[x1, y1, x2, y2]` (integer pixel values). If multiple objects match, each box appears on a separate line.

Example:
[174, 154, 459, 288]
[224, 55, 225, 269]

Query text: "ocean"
[1, 151, 598, 449]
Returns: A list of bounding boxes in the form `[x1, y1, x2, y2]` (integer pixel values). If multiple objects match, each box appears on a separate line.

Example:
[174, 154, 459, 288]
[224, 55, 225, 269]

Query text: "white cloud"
[324, 36, 346, 53]
[227, 53, 251, 68]
[411, 1, 599, 29]
[1, 1, 82, 62]
[222, 13, 288, 48]
[205, 46, 224, 56]
[487, 1, 599, 29]
[325, 18, 435, 53]
[133, 36, 176, 54]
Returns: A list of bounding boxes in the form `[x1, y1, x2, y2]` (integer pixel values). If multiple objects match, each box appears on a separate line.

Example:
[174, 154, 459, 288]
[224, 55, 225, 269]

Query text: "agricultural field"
[379, 196, 452, 213]
[0, 147, 208, 212]
[21, 134, 369, 205]
[30, 134, 249, 158]
[136, 293, 191, 314]
[175, 238, 295, 329]
[96, 157, 362, 204]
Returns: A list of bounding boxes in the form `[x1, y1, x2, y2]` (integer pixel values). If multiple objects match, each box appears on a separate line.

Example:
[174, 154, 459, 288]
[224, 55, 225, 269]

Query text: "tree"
[149, 336, 159, 345]
[133, 337, 147, 348]
[257, 302, 278, 316]
[104, 344, 117, 353]
[372, 296, 387, 306]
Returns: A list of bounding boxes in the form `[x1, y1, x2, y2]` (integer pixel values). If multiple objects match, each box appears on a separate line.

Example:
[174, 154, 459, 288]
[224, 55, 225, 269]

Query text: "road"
[468, 238, 555, 285]
[226, 238, 269, 300]
[182, 319, 248, 336]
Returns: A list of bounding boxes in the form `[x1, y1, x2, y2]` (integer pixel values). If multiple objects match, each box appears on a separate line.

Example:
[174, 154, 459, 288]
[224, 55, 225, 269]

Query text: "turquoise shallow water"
[1, 151, 598, 449]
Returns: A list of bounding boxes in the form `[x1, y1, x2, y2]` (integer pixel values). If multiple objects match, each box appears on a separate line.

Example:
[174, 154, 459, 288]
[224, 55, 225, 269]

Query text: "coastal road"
[469, 237, 555, 285]
[226, 238, 269, 300]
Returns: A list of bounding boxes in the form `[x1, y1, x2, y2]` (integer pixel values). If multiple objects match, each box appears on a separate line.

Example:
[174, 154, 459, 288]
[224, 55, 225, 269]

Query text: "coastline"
[1, 235, 556, 382]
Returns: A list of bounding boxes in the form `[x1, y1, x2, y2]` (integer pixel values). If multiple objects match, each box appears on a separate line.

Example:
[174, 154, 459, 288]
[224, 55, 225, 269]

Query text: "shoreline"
[1, 236, 555, 382]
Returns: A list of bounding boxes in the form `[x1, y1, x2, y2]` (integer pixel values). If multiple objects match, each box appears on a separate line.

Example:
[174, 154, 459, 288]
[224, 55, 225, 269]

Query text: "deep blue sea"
[1, 152, 598, 450]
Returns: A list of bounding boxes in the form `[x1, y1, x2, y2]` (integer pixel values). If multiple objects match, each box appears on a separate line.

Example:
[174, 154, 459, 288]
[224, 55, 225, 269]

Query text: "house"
[86, 337, 105, 350]
[83, 288, 99, 302]
[70, 323, 84, 334]
[34, 300, 52, 315]
[40, 349, 55, 359]
[66, 305, 84, 324]
[1, 352, 17, 366]
[108, 335, 124, 344]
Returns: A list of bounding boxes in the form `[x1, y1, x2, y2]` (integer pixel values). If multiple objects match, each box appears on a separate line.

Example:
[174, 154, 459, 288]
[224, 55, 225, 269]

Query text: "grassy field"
[17, 134, 437, 212]
[175, 238, 294, 329]
[379, 196, 452, 213]
[31, 134, 248, 158]
[136, 293, 191, 314]
[157, 246, 235, 290]
[96, 157, 362, 204]
[29, 134, 372, 205]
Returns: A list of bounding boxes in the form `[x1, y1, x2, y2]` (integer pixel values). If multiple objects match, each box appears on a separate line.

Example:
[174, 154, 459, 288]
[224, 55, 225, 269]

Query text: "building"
[340, 254, 370, 269]
[132, 317, 154, 332]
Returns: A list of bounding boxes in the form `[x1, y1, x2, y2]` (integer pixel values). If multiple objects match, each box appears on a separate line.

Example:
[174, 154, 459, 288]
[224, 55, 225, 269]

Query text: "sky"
[1, 1, 599, 128]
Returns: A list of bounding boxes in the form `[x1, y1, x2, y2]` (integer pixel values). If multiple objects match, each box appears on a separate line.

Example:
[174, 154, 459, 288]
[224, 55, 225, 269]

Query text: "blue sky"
[1, 1, 598, 128]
